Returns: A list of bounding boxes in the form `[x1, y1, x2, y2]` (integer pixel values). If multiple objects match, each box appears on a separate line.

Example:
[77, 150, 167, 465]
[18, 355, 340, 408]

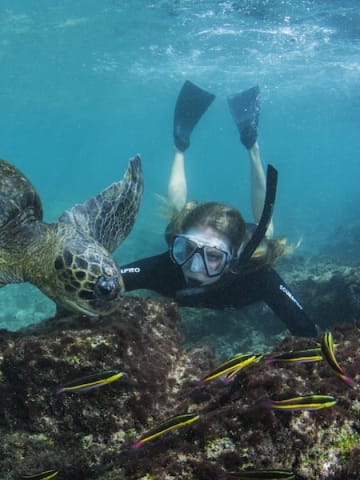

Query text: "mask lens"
[189, 252, 206, 273]
[171, 236, 198, 265]
[203, 246, 228, 276]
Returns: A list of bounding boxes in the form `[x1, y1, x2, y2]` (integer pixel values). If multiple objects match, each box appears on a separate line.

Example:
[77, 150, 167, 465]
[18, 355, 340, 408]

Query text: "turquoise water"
[0, 1, 359, 328]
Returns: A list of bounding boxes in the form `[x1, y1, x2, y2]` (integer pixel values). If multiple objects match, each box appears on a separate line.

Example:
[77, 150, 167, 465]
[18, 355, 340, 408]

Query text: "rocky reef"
[0, 255, 360, 479]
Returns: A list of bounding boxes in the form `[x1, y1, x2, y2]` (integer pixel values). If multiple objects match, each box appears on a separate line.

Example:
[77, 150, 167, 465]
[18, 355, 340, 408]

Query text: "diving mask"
[170, 234, 232, 277]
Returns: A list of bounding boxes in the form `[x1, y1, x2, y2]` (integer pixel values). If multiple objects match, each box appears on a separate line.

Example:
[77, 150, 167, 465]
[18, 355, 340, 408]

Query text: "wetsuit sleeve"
[120, 252, 184, 296]
[260, 267, 317, 337]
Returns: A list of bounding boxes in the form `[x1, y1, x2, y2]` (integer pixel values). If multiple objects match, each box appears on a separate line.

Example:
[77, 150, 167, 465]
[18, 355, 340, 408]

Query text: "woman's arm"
[227, 86, 274, 237]
[167, 149, 187, 212]
[247, 142, 274, 237]
[258, 267, 317, 337]
[168, 81, 215, 213]
[121, 252, 184, 296]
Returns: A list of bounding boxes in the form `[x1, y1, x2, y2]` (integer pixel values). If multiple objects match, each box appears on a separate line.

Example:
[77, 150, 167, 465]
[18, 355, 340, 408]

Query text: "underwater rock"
[277, 255, 360, 331]
[0, 296, 214, 480]
[0, 293, 360, 479]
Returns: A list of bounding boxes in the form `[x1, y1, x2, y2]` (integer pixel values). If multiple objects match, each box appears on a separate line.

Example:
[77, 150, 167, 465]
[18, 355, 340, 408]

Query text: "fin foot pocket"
[227, 85, 260, 149]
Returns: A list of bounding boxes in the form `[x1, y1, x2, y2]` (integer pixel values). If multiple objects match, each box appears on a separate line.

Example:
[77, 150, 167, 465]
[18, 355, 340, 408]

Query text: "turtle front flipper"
[59, 155, 143, 253]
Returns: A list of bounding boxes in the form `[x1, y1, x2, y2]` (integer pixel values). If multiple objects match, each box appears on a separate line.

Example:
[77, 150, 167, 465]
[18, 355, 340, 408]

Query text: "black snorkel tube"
[232, 163, 277, 271]
[176, 164, 278, 299]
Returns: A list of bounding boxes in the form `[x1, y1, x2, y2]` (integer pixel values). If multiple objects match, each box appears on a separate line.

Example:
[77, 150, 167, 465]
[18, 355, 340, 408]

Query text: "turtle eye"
[95, 276, 120, 300]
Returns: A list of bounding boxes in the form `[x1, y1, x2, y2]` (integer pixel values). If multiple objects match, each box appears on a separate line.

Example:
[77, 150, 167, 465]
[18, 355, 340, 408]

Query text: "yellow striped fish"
[203, 353, 263, 382]
[21, 470, 58, 480]
[265, 347, 323, 365]
[57, 369, 125, 394]
[224, 354, 264, 383]
[321, 331, 354, 387]
[261, 394, 337, 411]
[132, 412, 199, 449]
[226, 469, 295, 479]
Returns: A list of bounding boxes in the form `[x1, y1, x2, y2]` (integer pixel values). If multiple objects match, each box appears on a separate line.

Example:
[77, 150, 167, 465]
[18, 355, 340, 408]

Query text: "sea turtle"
[0, 155, 143, 317]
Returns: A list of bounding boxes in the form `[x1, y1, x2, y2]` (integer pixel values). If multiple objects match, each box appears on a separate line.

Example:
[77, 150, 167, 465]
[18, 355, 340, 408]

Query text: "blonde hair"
[241, 233, 288, 273]
[165, 202, 245, 254]
[166, 201, 287, 270]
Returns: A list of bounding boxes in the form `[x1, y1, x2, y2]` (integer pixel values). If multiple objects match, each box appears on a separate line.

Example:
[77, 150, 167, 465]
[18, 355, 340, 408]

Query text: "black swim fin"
[227, 85, 260, 149]
[173, 80, 215, 152]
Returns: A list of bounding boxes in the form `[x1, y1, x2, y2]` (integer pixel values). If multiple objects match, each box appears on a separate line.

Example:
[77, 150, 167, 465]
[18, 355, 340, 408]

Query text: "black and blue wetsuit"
[121, 252, 317, 337]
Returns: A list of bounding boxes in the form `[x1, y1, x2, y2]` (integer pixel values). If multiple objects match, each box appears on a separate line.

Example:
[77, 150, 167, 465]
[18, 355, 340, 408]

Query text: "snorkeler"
[121, 81, 317, 338]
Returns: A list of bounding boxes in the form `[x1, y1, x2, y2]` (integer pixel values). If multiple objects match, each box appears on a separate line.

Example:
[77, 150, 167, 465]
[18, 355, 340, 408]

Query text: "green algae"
[334, 431, 360, 462]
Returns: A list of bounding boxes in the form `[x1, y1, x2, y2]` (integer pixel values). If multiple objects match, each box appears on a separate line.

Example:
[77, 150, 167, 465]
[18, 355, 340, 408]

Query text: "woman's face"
[178, 226, 232, 286]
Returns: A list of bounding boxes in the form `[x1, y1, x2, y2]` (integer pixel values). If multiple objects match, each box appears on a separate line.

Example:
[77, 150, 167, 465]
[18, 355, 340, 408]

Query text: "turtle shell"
[0, 159, 43, 236]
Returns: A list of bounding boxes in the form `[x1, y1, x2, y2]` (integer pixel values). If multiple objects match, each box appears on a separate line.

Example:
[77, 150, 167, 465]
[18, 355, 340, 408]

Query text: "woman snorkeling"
[121, 81, 317, 338]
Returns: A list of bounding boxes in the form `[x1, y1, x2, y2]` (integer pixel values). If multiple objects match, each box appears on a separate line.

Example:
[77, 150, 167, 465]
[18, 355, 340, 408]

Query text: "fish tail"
[339, 372, 355, 388]
[223, 373, 236, 384]
[131, 440, 143, 449]
[264, 356, 274, 365]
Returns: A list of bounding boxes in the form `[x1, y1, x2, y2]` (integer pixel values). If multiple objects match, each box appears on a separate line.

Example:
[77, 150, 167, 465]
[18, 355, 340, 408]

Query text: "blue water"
[0, 1, 359, 328]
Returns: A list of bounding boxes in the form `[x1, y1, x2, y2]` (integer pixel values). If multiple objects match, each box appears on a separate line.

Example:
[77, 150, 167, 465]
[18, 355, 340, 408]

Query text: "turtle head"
[49, 231, 124, 317]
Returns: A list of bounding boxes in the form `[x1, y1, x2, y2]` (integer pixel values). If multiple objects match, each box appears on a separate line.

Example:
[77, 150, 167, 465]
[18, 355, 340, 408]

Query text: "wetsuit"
[121, 252, 317, 337]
